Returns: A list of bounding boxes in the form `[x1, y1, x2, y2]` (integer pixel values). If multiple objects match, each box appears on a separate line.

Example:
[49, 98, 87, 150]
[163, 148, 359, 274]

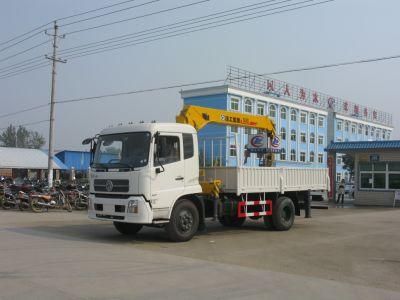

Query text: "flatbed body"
[202, 167, 329, 195]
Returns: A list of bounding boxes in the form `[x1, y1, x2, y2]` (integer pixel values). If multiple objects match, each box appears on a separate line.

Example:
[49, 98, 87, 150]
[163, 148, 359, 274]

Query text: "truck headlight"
[127, 200, 139, 213]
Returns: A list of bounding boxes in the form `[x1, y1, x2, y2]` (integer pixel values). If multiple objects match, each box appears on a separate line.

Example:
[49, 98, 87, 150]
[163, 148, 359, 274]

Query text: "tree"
[342, 154, 355, 177]
[0, 124, 46, 149]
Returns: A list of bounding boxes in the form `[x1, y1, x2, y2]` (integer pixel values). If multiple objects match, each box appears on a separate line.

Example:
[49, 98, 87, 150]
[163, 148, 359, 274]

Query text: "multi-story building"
[181, 66, 393, 182]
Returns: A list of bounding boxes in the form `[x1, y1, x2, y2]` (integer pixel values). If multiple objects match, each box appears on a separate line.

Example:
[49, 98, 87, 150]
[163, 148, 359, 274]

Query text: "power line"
[58, 0, 292, 55]
[0, 119, 49, 131]
[0, 22, 52, 47]
[0, 0, 156, 52]
[59, 0, 161, 27]
[63, 0, 332, 61]
[64, 0, 211, 35]
[0, 103, 49, 119]
[0, 39, 51, 64]
[0, 62, 50, 80]
[0, 0, 285, 73]
[57, 0, 141, 21]
[56, 54, 400, 105]
[2, 52, 400, 116]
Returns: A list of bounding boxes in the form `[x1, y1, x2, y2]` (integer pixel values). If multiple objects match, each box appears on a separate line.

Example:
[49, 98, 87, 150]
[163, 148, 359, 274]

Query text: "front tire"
[165, 200, 199, 242]
[113, 222, 143, 235]
[272, 197, 295, 231]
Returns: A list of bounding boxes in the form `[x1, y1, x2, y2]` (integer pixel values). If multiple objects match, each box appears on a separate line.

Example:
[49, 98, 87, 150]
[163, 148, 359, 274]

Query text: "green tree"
[0, 124, 46, 149]
[342, 154, 355, 177]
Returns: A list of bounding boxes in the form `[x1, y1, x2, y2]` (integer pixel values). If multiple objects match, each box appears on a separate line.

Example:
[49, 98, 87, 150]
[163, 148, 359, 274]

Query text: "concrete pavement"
[0, 207, 399, 299]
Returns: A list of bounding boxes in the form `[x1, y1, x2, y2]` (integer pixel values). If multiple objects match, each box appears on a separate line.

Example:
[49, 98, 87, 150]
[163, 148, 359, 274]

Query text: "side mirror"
[155, 167, 162, 174]
[82, 138, 92, 145]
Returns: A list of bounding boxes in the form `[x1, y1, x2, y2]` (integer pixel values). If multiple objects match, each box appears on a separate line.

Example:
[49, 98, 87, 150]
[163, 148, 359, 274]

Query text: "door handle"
[175, 176, 184, 181]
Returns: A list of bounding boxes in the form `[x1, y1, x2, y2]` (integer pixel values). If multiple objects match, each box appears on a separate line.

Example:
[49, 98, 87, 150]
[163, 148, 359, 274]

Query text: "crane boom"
[176, 105, 276, 137]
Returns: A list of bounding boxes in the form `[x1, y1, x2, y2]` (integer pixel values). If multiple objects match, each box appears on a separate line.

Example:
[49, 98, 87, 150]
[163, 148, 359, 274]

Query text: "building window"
[300, 152, 306, 162]
[280, 148, 286, 161]
[387, 132, 391, 140]
[290, 149, 296, 161]
[318, 154, 324, 164]
[231, 126, 238, 133]
[351, 124, 356, 134]
[244, 98, 253, 113]
[280, 107, 287, 119]
[371, 127, 375, 138]
[269, 105, 276, 118]
[337, 155, 342, 165]
[337, 120, 342, 131]
[310, 133, 315, 144]
[318, 135, 324, 145]
[280, 128, 286, 140]
[359, 162, 400, 190]
[309, 151, 315, 162]
[300, 111, 307, 124]
[365, 126, 369, 136]
[291, 129, 297, 141]
[300, 132, 306, 143]
[382, 131, 386, 139]
[229, 144, 236, 157]
[360, 162, 387, 189]
[345, 121, 349, 132]
[290, 109, 297, 122]
[336, 173, 342, 182]
[358, 124, 363, 135]
[230, 98, 239, 111]
[318, 116, 324, 127]
[376, 130, 380, 139]
[310, 114, 315, 125]
[244, 127, 251, 135]
[257, 103, 264, 115]
[337, 137, 342, 142]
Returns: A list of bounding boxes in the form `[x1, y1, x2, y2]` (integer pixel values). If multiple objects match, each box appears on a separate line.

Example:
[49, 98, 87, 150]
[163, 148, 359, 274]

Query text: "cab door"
[151, 133, 185, 209]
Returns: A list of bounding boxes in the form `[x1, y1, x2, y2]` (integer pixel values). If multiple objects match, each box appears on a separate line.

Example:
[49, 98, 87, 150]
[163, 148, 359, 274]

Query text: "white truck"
[83, 105, 329, 242]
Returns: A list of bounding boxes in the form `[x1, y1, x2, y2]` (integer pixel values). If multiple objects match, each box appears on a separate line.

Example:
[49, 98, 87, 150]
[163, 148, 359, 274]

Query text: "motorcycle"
[30, 189, 72, 213]
[1, 190, 30, 211]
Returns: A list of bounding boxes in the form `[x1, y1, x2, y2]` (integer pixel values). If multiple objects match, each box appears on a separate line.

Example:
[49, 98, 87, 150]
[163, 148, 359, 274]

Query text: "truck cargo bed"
[202, 167, 329, 195]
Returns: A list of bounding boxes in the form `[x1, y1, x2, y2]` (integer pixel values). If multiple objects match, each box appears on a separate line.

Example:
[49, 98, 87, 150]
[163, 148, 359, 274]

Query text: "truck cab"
[88, 123, 202, 239]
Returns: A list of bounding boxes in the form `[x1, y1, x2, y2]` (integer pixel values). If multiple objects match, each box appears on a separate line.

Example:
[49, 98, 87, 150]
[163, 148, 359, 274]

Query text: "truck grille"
[94, 179, 129, 192]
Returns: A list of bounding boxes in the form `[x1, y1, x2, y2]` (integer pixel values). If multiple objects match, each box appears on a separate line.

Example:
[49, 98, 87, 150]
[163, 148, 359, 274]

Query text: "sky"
[0, 0, 399, 150]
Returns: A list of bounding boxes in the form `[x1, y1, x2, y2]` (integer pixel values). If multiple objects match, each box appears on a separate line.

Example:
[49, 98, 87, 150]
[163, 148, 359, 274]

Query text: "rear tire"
[263, 215, 275, 230]
[165, 200, 199, 242]
[272, 197, 295, 231]
[218, 215, 245, 227]
[113, 222, 143, 235]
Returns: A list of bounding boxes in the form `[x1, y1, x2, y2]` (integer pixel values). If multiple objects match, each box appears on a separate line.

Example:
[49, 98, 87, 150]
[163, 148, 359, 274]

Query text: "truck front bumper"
[88, 195, 153, 224]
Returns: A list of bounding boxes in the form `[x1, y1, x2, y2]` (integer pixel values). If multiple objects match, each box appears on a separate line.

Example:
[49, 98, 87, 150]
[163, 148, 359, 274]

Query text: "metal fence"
[225, 66, 393, 127]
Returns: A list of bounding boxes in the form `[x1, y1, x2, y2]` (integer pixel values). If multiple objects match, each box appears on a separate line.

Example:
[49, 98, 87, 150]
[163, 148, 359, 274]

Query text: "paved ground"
[0, 206, 399, 300]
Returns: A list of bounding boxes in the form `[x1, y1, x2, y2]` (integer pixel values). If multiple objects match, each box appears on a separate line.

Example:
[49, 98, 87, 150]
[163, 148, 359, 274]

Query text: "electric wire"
[64, 0, 211, 35]
[59, 0, 161, 27]
[62, 0, 332, 61]
[2, 52, 399, 117]
[0, 119, 49, 131]
[0, 62, 50, 80]
[58, 0, 294, 56]
[0, 39, 51, 64]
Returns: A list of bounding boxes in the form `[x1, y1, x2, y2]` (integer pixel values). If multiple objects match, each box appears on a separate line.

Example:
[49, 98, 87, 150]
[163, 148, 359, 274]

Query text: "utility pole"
[45, 21, 66, 188]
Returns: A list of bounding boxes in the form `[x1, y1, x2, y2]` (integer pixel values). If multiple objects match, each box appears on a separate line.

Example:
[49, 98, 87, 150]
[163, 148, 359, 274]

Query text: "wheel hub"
[178, 210, 193, 233]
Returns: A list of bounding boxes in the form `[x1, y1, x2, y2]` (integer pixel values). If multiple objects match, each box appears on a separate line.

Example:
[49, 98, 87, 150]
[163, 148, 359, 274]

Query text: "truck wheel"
[218, 215, 245, 227]
[166, 200, 199, 242]
[113, 222, 143, 235]
[272, 197, 295, 231]
[263, 215, 275, 230]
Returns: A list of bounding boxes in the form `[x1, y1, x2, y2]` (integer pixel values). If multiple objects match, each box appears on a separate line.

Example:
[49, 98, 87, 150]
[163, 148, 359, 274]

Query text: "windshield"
[93, 132, 151, 169]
